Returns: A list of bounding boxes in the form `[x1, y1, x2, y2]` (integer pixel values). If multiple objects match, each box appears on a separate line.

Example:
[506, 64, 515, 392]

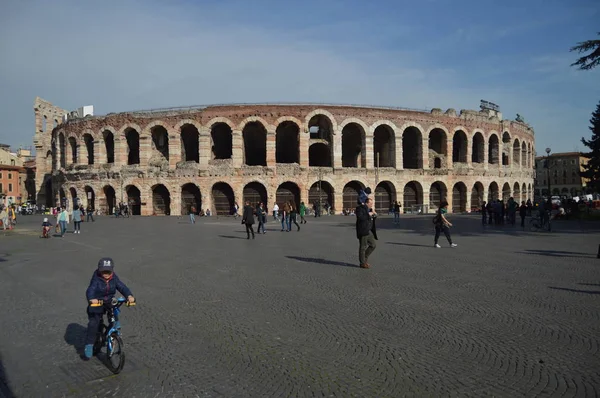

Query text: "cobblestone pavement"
[1, 214, 599, 397]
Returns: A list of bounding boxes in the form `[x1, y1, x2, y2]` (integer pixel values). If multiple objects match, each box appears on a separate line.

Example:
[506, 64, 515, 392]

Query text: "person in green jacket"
[299, 202, 307, 224]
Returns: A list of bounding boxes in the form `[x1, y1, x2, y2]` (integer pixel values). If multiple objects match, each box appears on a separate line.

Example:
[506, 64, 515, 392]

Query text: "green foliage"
[570, 32, 600, 70]
[580, 101, 600, 190]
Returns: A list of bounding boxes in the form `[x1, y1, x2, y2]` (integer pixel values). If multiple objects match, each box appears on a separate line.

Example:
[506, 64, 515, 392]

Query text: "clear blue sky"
[0, 0, 598, 154]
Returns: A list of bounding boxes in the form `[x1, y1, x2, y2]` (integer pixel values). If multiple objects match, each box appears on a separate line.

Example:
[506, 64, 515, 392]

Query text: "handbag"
[55, 224, 60, 233]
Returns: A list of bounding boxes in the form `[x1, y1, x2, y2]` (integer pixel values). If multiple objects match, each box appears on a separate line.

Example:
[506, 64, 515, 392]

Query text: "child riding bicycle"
[41, 217, 52, 238]
[84, 257, 135, 359]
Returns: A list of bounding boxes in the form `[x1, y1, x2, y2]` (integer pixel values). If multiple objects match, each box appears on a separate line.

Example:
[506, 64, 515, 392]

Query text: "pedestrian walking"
[355, 189, 377, 269]
[241, 200, 255, 239]
[299, 201, 307, 224]
[481, 201, 487, 225]
[0, 206, 8, 230]
[57, 207, 70, 237]
[433, 200, 457, 248]
[519, 201, 527, 229]
[281, 202, 291, 231]
[189, 204, 196, 224]
[272, 203, 280, 221]
[256, 202, 267, 234]
[393, 201, 401, 224]
[86, 204, 95, 222]
[290, 202, 301, 231]
[72, 206, 82, 234]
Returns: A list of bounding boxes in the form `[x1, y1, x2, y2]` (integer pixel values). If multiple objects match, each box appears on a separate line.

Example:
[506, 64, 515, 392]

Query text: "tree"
[580, 101, 600, 190]
[570, 32, 600, 70]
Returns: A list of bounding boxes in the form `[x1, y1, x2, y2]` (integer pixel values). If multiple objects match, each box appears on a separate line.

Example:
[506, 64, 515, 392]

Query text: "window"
[543, 179, 546, 185]
[0, 172, 2, 178]
[571, 159, 576, 165]
[10, 160, 15, 166]
[8, 173, 12, 179]
[0, 183, 2, 192]
[8, 183, 12, 192]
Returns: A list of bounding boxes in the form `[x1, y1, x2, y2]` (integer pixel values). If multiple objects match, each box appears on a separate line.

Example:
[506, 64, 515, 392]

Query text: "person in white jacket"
[56, 207, 70, 237]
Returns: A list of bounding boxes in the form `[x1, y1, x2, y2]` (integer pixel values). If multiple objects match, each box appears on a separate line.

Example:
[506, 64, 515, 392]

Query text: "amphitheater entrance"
[212, 182, 235, 215]
[211, 123, 233, 160]
[125, 128, 140, 165]
[151, 126, 169, 161]
[243, 182, 268, 207]
[341, 123, 365, 168]
[309, 181, 334, 210]
[85, 186, 95, 210]
[69, 187, 78, 209]
[343, 181, 364, 210]
[309, 143, 331, 167]
[375, 181, 395, 214]
[152, 184, 171, 216]
[429, 182, 447, 208]
[276, 182, 300, 207]
[126, 185, 141, 215]
[243, 122, 267, 166]
[403, 127, 422, 169]
[181, 124, 200, 163]
[373, 125, 395, 167]
[452, 182, 467, 213]
[276, 121, 299, 164]
[471, 182, 484, 211]
[44, 179, 53, 207]
[403, 181, 423, 213]
[102, 186, 116, 215]
[181, 183, 201, 215]
[472, 133, 484, 163]
[103, 131, 115, 164]
[488, 182, 499, 202]
[502, 183, 511, 202]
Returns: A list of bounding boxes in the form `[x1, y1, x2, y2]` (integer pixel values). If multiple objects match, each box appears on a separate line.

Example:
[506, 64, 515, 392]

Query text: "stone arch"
[502, 131, 511, 143]
[238, 116, 272, 132]
[373, 124, 395, 168]
[472, 131, 485, 163]
[180, 124, 200, 163]
[513, 182, 521, 201]
[488, 182, 499, 202]
[102, 130, 115, 164]
[243, 181, 268, 207]
[151, 184, 171, 216]
[150, 124, 169, 161]
[305, 109, 338, 136]
[402, 126, 423, 169]
[429, 181, 448, 207]
[242, 121, 267, 166]
[212, 182, 235, 215]
[452, 129, 468, 163]
[68, 136, 78, 164]
[521, 141, 527, 167]
[276, 181, 301, 208]
[342, 180, 365, 210]
[58, 132, 66, 168]
[84, 186, 95, 210]
[181, 183, 202, 215]
[125, 184, 142, 215]
[308, 180, 335, 210]
[69, 187, 78, 210]
[59, 187, 67, 208]
[210, 122, 233, 160]
[428, 127, 447, 169]
[521, 183, 527, 202]
[375, 181, 395, 213]
[403, 181, 423, 213]
[471, 182, 485, 210]
[341, 122, 366, 168]
[501, 132, 510, 165]
[513, 138, 521, 166]
[502, 182, 511, 202]
[276, 121, 300, 164]
[102, 185, 116, 215]
[123, 127, 141, 165]
[309, 142, 331, 167]
[452, 182, 467, 213]
[83, 133, 94, 165]
[488, 134, 500, 165]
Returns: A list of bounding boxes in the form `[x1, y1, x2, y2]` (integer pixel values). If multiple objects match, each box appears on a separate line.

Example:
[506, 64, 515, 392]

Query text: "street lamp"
[545, 147, 552, 199]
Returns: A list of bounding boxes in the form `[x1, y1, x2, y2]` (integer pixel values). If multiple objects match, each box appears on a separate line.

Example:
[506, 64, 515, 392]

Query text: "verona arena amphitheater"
[33, 97, 535, 216]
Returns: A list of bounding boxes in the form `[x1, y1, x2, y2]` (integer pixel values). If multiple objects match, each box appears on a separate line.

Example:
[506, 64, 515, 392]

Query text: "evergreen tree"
[570, 32, 600, 70]
[580, 101, 600, 191]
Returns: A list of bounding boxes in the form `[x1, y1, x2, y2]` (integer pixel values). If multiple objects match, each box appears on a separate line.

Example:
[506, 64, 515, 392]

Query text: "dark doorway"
[243, 122, 267, 166]
[341, 123, 365, 168]
[44, 179, 53, 207]
[151, 126, 169, 160]
[212, 182, 235, 215]
[211, 123, 233, 159]
[126, 129, 140, 165]
[403, 127, 422, 169]
[403, 181, 422, 213]
[375, 182, 394, 213]
[342, 181, 364, 210]
[152, 184, 171, 215]
[103, 131, 115, 164]
[126, 185, 141, 215]
[181, 124, 200, 163]
[452, 182, 467, 213]
[84, 134, 94, 165]
[181, 183, 201, 215]
[103, 186, 116, 215]
[85, 186, 95, 210]
[472, 133, 484, 163]
[276, 121, 299, 164]
[243, 182, 268, 208]
[309, 143, 331, 167]
[276, 182, 300, 208]
[373, 125, 394, 167]
[429, 182, 446, 208]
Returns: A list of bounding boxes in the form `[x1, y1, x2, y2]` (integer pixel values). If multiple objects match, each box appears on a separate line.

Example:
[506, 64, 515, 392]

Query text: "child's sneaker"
[84, 344, 93, 359]
[450, 243, 458, 248]
[435, 244, 441, 248]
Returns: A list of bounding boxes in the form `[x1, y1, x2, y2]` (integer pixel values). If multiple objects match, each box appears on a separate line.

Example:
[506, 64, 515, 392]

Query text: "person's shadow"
[64, 323, 88, 360]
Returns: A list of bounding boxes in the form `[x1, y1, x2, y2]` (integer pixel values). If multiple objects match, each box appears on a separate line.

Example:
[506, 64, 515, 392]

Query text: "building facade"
[34, 98, 536, 215]
[534, 152, 589, 198]
[0, 164, 25, 206]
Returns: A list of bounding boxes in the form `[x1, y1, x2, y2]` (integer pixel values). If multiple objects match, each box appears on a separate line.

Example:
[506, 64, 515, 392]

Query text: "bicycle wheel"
[106, 333, 125, 374]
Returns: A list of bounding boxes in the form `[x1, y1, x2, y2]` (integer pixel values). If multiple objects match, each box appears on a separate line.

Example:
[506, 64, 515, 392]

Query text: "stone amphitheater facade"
[33, 97, 536, 216]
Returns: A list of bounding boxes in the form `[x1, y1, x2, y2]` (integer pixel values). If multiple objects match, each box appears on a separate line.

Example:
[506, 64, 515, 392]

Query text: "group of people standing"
[241, 200, 307, 239]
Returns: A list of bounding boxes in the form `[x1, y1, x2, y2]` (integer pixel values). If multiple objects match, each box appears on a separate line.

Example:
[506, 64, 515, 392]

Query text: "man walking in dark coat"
[242, 200, 255, 239]
[355, 189, 378, 269]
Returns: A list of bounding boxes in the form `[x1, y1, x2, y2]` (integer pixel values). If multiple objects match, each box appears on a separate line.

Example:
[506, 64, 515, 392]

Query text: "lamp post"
[545, 147, 552, 199]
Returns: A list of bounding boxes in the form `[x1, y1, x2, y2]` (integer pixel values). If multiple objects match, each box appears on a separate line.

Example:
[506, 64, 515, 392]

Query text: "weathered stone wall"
[38, 102, 536, 215]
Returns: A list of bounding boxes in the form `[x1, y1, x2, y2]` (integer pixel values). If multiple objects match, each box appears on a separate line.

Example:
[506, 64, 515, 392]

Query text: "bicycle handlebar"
[89, 298, 136, 307]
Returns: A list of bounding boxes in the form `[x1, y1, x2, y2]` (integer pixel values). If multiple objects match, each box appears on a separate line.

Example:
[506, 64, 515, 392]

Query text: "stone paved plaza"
[1, 213, 599, 397]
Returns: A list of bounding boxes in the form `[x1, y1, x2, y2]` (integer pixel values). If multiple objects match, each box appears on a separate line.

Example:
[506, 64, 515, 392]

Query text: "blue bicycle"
[90, 296, 136, 374]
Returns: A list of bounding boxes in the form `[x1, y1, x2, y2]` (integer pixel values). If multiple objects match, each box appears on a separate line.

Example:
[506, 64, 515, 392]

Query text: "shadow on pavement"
[218, 235, 247, 240]
[0, 354, 15, 398]
[386, 242, 432, 248]
[286, 256, 357, 268]
[549, 286, 600, 295]
[578, 283, 600, 287]
[64, 323, 87, 358]
[519, 249, 596, 259]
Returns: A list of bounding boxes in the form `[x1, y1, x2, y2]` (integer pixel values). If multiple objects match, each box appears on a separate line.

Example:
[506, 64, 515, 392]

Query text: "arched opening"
[212, 182, 235, 215]
[452, 182, 467, 213]
[309, 181, 334, 209]
[403, 181, 423, 213]
[243, 122, 267, 166]
[341, 123, 365, 168]
[502, 182, 511, 202]
[488, 135, 499, 165]
[44, 179, 53, 207]
[513, 182, 521, 202]
[51, 135, 57, 170]
[102, 186, 116, 215]
[308, 114, 333, 141]
[68, 137, 77, 164]
[502, 132, 511, 166]
[521, 142, 527, 168]
[126, 185, 141, 215]
[513, 139, 521, 166]
[528, 183, 532, 200]
[472, 132, 484, 163]
[276, 121, 299, 164]
[452, 130, 468, 163]
[59, 187, 67, 208]
[103, 131, 115, 164]
[373, 125, 395, 168]
[309, 143, 331, 167]
[83, 134, 94, 165]
[152, 184, 171, 215]
[211, 123, 233, 160]
[488, 182, 499, 202]
[151, 125, 169, 161]
[181, 124, 199, 163]
[428, 128, 447, 168]
[59, 133, 66, 168]
[403, 127, 422, 169]
[84, 186, 95, 210]
[125, 128, 140, 165]
[471, 182, 484, 211]
[69, 187, 78, 210]
[45, 150, 53, 171]
[429, 182, 447, 207]
[181, 183, 202, 215]
[343, 181, 365, 210]
[276, 182, 301, 208]
[375, 181, 395, 213]
[42, 115, 47, 132]
[522, 183, 527, 202]
[243, 182, 268, 207]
